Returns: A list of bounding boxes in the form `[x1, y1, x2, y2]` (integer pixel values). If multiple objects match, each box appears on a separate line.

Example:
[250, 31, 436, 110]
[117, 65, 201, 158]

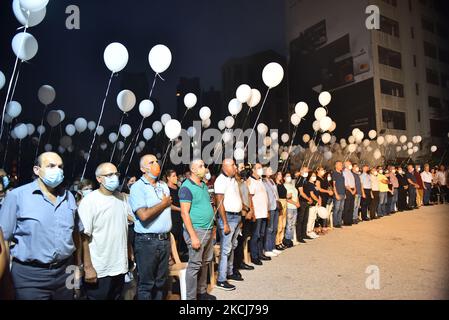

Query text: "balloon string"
[81, 71, 114, 181]
[18, 140, 22, 181]
[179, 109, 189, 127]
[118, 118, 144, 167]
[110, 112, 126, 162]
[2, 124, 11, 168]
[282, 125, 299, 173]
[234, 107, 252, 144]
[158, 141, 173, 179]
[0, 14, 29, 141]
[123, 118, 145, 171]
[34, 105, 49, 162]
[9, 61, 23, 104]
[301, 131, 318, 169]
[148, 73, 158, 99]
[244, 89, 270, 152]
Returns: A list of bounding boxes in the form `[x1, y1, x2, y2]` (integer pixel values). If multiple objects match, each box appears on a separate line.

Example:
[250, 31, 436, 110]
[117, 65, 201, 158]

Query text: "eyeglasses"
[101, 172, 120, 178]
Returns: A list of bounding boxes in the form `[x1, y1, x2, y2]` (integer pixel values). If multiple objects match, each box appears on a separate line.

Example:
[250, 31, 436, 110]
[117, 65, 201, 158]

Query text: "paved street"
[214, 205, 449, 300]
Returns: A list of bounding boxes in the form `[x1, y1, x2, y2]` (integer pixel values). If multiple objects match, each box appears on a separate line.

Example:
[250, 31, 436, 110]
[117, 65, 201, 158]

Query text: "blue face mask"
[2, 176, 10, 189]
[41, 167, 64, 188]
[103, 175, 119, 192]
[81, 189, 93, 197]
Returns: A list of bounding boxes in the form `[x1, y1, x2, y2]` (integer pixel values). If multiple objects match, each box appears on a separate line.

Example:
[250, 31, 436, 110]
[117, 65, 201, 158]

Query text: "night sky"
[0, 0, 286, 128]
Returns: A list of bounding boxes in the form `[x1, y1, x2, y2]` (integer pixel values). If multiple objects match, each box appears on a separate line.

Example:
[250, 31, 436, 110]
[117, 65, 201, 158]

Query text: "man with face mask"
[179, 159, 216, 300]
[129, 154, 172, 300]
[342, 161, 356, 226]
[351, 164, 362, 224]
[78, 163, 132, 300]
[406, 165, 419, 209]
[0, 152, 83, 300]
[295, 167, 311, 243]
[414, 164, 424, 207]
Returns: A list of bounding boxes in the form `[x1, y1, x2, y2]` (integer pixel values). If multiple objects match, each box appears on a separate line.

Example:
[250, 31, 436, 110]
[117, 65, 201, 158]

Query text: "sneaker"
[264, 251, 278, 257]
[272, 249, 282, 255]
[215, 281, 236, 291]
[227, 273, 244, 282]
[198, 292, 217, 300]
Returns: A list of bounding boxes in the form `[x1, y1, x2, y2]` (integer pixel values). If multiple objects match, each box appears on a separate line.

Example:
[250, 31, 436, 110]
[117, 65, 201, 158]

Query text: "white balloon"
[148, 44, 172, 74]
[222, 131, 233, 143]
[117, 90, 136, 113]
[247, 89, 261, 108]
[312, 120, 320, 132]
[12, 32, 38, 61]
[103, 42, 128, 73]
[295, 102, 309, 118]
[202, 118, 211, 128]
[368, 130, 377, 140]
[108, 132, 118, 144]
[44, 143, 52, 152]
[199, 107, 211, 121]
[218, 120, 226, 131]
[236, 84, 252, 104]
[402, 145, 407, 151]
[138, 141, 146, 149]
[352, 128, 360, 138]
[407, 142, 413, 149]
[65, 124, 75, 136]
[100, 143, 108, 151]
[58, 146, 66, 154]
[87, 121, 96, 131]
[303, 134, 311, 143]
[234, 148, 245, 161]
[262, 62, 284, 88]
[348, 136, 355, 144]
[413, 146, 419, 152]
[96, 125, 104, 136]
[161, 113, 172, 126]
[348, 144, 357, 153]
[399, 135, 407, 144]
[270, 131, 278, 141]
[117, 141, 125, 150]
[228, 98, 242, 116]
[0, 71, 5, 90]
[373, 149, 382, 159]
[319, 116, 332, 132]
[14, 123, 28, 140]
[152, 121, 163, 134]
[318, 91, 332, 107]
[257, 123, 268, 135]
[377, 136, 385, 145]
[321, 133, 331, 144]
[143, 128, 153, 141]
[47, 110, 62, 127]
[56, 110, 65, 122]
[329, 121, 337, 132]
[263, 136, 272, 147]
[6, 101, 22, 118]
[363, 139, 371, 147]
[356, 131, 365, 141]
[135, 146, 142, 154]
[225, 116, 235, 129]
[407, 149, 414, 156]
[13, 0, 46, 27]
[26, 123, 35, 135]
[317, 206, 329, 219]
[396, 146, 402, 152]
[280, 151, 289, 161]
[120, 124, 132, 138]
[184, 93, 197, 109]
[290, 113, 301, 126]
[187, 126, 197, 138]
[37, 125, 45, 135]
[74, 118, 87, 133]
[281, 133, 289, 143]
[60, 136, 72, 148]
[416, 136, 422, 143]
[431, 145, 437, 152]
[314, 107, 327, 121]
[19, 0, 48, 12]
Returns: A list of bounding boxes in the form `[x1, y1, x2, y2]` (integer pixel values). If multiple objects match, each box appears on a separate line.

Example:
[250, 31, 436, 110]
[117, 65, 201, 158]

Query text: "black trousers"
[360, 189, 372, 220]
[343, 190, 354, 225]
[370, 191, 379, 219]
[84, 274, 125, 300]
[296, 201, 309, 241]
[397, 187, 407, 211]
[171, 212, 188, 261]
[233, 217, 253, 270]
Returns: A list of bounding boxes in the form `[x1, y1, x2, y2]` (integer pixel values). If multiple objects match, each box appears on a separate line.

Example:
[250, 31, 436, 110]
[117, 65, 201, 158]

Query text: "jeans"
[285, 208, 297, 241]
[353, 194, 361, 221]
[264, 209, 279, 252]
[250, 218, 267, 260]
[378, 192, 388, 217]
[423, 183, 431, 205]
[11, 259, 73, 300]
[408, 187, 417, 208]
[390, 189, 398, 212]
[217, 213, 241, 282]
[361, 189, 372, 220]
[134, 233, 170, 300]
[333, 195, 345, 227]
[184, 229, 214, 300]
[84, 274, 125, 300]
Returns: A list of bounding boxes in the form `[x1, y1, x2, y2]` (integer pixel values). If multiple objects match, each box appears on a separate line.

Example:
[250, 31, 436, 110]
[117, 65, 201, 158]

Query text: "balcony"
[373, 31, 401, 52]
[378, 64, 404, 83]
[380, 94, 406, 111]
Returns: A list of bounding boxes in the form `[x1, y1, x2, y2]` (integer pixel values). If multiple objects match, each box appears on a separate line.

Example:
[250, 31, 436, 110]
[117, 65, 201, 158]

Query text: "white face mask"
[285, 177, 292, 183]
[392, 169, 396, 174]
[205, 173, 211, 181]
[327, 176, 332, 182]
[302, 172, 308, 178]
[256, 168, 264, 177]
[348, 165, 353, 170]
[378, 170, 383, 174]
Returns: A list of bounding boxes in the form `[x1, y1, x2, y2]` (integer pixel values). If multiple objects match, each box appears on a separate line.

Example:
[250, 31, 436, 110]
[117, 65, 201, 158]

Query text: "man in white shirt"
[247, 163, 269, 265]
[436, 165, 448, 204]
[420, 164, 433, 206]
[78, 163, 132, 300]
[214, 159, 243, 291]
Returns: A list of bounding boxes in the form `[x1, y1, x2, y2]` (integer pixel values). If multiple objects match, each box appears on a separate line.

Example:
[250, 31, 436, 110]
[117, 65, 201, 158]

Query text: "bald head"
[36, 152, 63, 168]
[222, 158, 236, 177]
[95, 163, 117, 177]
[140, 154, 157, 170]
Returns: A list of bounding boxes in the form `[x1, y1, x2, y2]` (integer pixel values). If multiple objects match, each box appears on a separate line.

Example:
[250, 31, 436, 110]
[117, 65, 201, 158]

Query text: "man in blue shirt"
[352, 164, 363, 224]
[331, 161, 346, 228]
[0, 152, 82, 300]
[406, 164, 419, 210]
[129, 154, 172, 300]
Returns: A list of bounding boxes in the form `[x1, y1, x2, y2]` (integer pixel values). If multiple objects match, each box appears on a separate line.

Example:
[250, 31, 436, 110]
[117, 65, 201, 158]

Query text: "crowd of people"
[0, 151, 448, 300]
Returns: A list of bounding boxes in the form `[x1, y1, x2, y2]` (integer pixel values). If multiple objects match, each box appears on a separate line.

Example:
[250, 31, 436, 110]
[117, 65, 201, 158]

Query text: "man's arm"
[81, 233, 97, 284]
[180, 202, 201, 250]
[215, 193, 230, 235]
[135, 194, 171, 222]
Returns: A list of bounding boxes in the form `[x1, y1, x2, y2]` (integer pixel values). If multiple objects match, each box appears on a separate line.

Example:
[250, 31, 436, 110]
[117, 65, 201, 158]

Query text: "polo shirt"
[360, 172, 372, 189]
[179, 179, 215, 230]
[378, 174, 389, 193]
[406, 172, 417, 189]
[214, 173, 242, 213]
[343, 168, 355, 188]
[332, 171, 346, 196]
